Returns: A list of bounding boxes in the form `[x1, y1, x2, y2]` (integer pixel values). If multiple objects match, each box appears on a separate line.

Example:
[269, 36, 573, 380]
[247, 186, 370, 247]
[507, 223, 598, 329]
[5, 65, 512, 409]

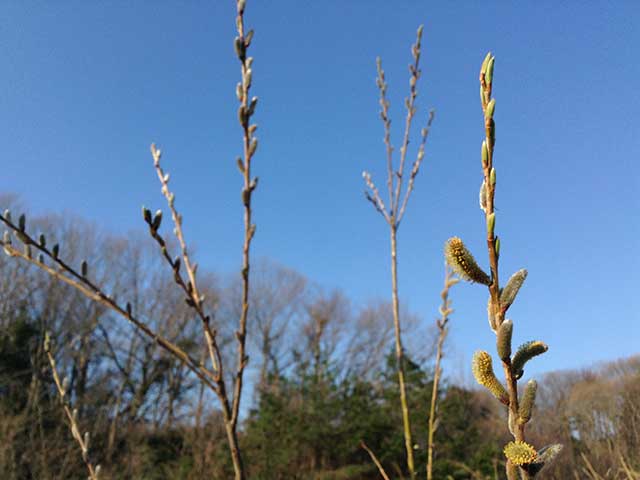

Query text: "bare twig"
[360, 440, 391, 480]
[362, 25, 432, 480]
[44, 334, 101, 480]
[426, 264, 458, 480]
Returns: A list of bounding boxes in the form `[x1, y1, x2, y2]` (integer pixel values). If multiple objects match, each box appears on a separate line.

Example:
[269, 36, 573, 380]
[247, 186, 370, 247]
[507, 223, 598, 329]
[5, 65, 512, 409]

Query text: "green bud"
[519, 379, 537, 424]
[512, 341, 548, 379]
[497, 319, 513, 361]
[485, 98, 496, 119]
[485, 56, 495, 86]
[500, 269, 528, 312]
[481, 52, 492, 75]
[494, 236, 501, 258]
[490, 167, 496, 186]
[487, 213, 495, 235]
[481, 140, 489, 167]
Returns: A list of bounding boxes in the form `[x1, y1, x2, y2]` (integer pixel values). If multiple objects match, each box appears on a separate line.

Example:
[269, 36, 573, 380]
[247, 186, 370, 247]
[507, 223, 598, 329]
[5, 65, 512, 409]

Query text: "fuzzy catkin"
[504, 441, 537, 466]
[445, 237, 491, 285]
[472, 351, 509, 404]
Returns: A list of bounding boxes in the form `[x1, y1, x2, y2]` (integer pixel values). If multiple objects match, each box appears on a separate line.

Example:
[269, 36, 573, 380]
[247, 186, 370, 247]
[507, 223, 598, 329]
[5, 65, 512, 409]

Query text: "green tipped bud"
[481, 140, 489, 167]
[500, 269, 528, 312]
[519, 379, 537, 424]
[485, 56, 495, 86]
[487, 213, 495, 236]
[490, 167, 496, 186]
[81, 260, 88, 277]
[512, 341, 548, 378]
[18, 214, 26, 232]
[481, 52, 492, 75]
[504, 441, 537, 466]
[485, 98, 496, 120]
[494, 236, 501, 258]
[497, 319, 513, 361]
[472, 351, 509, 404]
[529, 444, 564, 476]
[445, 237, 491, 285]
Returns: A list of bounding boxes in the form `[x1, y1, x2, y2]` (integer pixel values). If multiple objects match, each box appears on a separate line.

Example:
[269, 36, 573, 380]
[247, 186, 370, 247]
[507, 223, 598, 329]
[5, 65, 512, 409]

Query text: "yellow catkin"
[472, 351, 509, 404]
[445, 237, 491, 285]
[504, 441, 537, 466]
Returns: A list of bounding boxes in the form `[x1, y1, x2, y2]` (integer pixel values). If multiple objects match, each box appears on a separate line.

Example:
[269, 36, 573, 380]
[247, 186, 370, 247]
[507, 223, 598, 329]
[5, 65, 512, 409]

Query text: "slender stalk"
[363, 26, 432, 480]
[360, 440, 391, 480]
[44, 337, 100, 480]
[390, 225, 415, 477]
[426, 265, 458, 480]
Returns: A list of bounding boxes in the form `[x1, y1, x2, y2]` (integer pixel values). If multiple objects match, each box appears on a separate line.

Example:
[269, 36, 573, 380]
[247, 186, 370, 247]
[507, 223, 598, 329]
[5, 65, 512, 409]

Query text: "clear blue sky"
[1, 1, 638, 380]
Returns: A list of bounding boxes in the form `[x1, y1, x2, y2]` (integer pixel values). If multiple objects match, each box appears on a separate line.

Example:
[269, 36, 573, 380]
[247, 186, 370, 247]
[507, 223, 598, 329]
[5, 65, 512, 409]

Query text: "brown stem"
[361, 440, 391, 480]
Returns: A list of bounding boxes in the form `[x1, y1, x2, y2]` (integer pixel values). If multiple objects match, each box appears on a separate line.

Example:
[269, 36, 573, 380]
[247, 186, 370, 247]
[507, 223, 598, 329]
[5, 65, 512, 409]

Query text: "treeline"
[0, 197, 638, 479]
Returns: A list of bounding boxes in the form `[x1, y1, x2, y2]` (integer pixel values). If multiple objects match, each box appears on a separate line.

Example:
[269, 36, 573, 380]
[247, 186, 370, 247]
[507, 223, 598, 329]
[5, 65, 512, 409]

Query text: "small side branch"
[360, 440, 391, 480]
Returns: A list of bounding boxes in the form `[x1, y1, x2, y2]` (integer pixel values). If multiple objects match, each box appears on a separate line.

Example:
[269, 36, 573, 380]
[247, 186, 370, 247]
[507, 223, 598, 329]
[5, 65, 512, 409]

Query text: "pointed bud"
[485, 56, 495, 86]
[512, 341, 548, 379]
[445, 237, 491, 285]
[245, 29, 254, 47]
[39, 234, 46, 248]
[236, 157, 245, 174]
[486, 213, 495, 235]
[485, 98, 496, 119]
[62, 376, 70, 395]
[472, 351, 509, 404]
[38, 254, 44, 264]
[500, 269, 528, 312]
[490, 167, 496, 186]
[504, 441, 537, 466]
[126, 302, 132, 316]
[494, 236, 501, 258]
[83, 432, 90, 451]
[528, 444, 564, 476]
[81, 260, 88, 277]
[152, 210, 162, 231]
[52, 244, 59, 259]
[480, 52, 492, 76]
[496, 319, 513, 361]
[519, 379, 537, 424]
[142, 207, 152, 225]
[3, 209, 11, 222]
[481, 140, 489, 167]
[18, 214, 26, 232]
[248, 138, 258, 157]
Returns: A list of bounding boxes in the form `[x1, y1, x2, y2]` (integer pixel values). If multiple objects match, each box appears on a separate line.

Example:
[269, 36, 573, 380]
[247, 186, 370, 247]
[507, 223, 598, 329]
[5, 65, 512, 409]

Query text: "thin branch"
[376, 57, 394, 209]
[44, 335, 101, 480]
[393, 25, 424, 222]
[360, 440, 391, 480]
[0, 216, 217, 393]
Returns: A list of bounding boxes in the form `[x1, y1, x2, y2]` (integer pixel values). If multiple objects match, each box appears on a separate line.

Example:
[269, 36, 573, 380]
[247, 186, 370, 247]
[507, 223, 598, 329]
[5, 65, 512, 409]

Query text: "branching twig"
[44, 333, 101, 480]
[362, 25, 432, 480]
